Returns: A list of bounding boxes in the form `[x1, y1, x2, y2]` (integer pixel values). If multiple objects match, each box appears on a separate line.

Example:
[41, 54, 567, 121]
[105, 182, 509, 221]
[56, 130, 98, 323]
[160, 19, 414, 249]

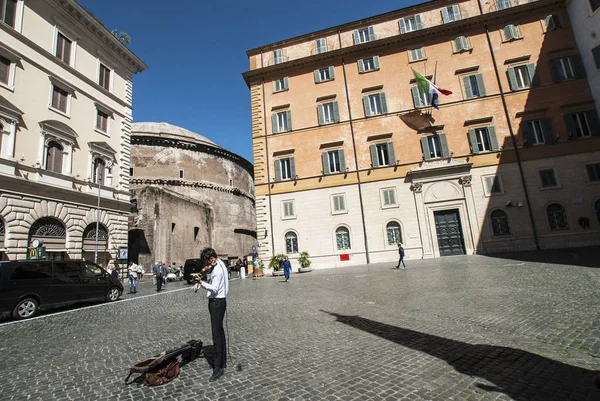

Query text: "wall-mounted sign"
[28, 247, 45, 260]
[118, 247, 128, 261]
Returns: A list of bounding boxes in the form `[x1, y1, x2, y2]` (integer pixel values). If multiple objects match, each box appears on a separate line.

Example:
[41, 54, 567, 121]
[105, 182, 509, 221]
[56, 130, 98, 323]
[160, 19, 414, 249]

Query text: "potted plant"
[297, 252, 313, 273]
[269, 254, 286, 276]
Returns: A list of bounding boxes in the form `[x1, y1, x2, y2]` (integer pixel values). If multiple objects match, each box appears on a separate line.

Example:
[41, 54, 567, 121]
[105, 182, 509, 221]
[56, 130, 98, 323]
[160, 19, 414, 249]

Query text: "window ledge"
[382, 204, 399, 210]
[359, 68, 380, 74]
[0, 82, 14, 92]
[281, 215, 297, 221]
[484, 191, 505, 198]
[273, 88, 289, 94]
[94, 128, 110, 137]
[48, 106, 70, 119]
[502, 37, 524, 43]
[408, 57, 427, 64]
[331, 210, 348, 216]
[539, 185, 562, 191]
[315, 78, 334, 84]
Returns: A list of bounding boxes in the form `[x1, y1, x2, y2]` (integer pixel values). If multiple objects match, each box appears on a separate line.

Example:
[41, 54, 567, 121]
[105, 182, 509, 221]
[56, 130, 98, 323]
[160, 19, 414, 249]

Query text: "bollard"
[240, 266, 246, 279]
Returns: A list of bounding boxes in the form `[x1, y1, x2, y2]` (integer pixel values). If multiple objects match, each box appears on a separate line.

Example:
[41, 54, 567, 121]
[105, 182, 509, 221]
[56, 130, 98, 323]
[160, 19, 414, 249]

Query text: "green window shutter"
[368, 26, 375, 40]
[541, 117, 554, 142]
[411, 86, 423, 108]
[520, 120, 535, 145]
[322, 152, 330, 174]
[503, 25, 513, 40]
[544, 15, 553, 30]
[272, 113, 278, 133]
[333, 101, 340, 122]
[383, 190, 390, 205]
[454, 37, 461, 52]
[398, 18, 406, 34]
[353, 30, 360, 44]
[507, 67, 518, 91]
[328, 66, 335, 80]
[511, 25, 519, 39]
[358, 59, 365, 73]
[452, 5, 461, 20]
[370, 144, 379, 167]
[389, 189, 396, 205]
[441, 7, 449, 23]
[488, 126, 499, 150]
[363, 95, 371, 116]
[463, 76, 473, 99]
[549, 59, 560, 82]
[563, 114, 577, 138]
[275, 160, 282, 181]
[273, 80, 278, 92]
[285, 110, 292, 131]
[439, 134, 449, 157]
[571, 54, 585, 78]
[415, 14, 423, 30]
[339, 196, 345, 211]
[289, 157, 296, 178]
[468, 128, 480, 154]
[526, 63, 538, 87]
[379, 93, 388, 114]
[317, 104, 325, 125]
[373, 56, 380, 70]
[461, 36, 469, 50]
[283, 77, 289, 90]
[421, 136, 431, 160]
[587, 110, 600, 136]
[475, 74, 486, 96]
[314, 69, 321, 83]
[387, 141, 396, 164]
[338, 150, 346, 171]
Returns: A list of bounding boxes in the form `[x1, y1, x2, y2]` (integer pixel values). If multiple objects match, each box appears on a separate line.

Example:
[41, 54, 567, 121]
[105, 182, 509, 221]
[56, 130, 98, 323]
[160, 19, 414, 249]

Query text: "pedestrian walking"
[253, 259, 261, 280]
[153, 261, 166, 291]
[137, 264, 144, 281]
[128, 262, 138, 293]
[283, 256, 292, 282]
[396, 243, 406, 269]
[192, 248, 229, 382]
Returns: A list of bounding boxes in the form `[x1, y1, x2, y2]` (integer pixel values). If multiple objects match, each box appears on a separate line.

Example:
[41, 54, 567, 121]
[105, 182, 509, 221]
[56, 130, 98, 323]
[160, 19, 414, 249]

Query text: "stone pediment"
[408, 158, 472, 179]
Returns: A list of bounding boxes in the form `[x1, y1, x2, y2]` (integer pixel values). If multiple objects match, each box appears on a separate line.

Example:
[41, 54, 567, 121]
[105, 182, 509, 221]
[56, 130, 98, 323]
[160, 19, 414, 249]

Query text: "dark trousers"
[208, 298, 227, 370]
[156, 274, 163, 291]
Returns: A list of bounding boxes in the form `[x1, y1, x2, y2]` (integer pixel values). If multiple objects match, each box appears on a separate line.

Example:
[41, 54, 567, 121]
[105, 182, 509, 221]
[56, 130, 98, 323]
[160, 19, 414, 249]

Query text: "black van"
[0, 259, 124, 320]
[183, 258, 203, 284]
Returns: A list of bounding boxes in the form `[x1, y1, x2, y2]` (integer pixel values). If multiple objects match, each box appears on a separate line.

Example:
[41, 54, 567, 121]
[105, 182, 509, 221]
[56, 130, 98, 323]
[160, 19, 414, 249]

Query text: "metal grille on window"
[386, 222, 402, 245]
[83, 225, 108, 240]
[491, 210, 510, 235]
[285, 232, 298, 253]
[336, 227, 351, 250]
[547, 204, 568, 230]
[30, 218, 66, 237]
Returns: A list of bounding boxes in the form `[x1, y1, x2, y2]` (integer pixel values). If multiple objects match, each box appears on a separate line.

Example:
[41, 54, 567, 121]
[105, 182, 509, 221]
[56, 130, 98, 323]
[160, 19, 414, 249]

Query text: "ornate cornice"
[130, 178, 255, 204]
[48, 0, 147, 73]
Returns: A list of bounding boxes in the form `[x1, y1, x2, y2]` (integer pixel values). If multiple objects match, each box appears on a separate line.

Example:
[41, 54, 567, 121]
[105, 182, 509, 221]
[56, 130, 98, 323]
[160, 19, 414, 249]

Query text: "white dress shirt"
[200, 259, 229, 299]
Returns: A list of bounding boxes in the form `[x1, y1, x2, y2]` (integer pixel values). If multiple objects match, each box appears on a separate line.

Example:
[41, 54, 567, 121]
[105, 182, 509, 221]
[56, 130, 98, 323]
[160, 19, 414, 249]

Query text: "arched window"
[595, 199, 600, 224]
[336, 226, 351, 250]
[285, 231, 298, 254]
[491, 210, 510, 236]
[547, 203, 568, 230]
[93, 157, 105, 185]
[45, 140, 63, 173]
[386, 221, 402, 245]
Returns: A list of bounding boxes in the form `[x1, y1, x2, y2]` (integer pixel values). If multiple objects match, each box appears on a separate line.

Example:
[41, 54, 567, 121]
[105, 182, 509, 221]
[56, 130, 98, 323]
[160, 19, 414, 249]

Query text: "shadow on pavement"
[323, 311, 600, 401]
[483, 247, 600, 269]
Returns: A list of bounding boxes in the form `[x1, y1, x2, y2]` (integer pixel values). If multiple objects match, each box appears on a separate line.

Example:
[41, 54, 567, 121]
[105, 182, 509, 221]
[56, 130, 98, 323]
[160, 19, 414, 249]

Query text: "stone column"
[459, 175, 483, 254]
[37, 132, 45, 167]
[6, 120, 17, 158]
[411, 182, 433, 259]
[63, 141, 73, 174]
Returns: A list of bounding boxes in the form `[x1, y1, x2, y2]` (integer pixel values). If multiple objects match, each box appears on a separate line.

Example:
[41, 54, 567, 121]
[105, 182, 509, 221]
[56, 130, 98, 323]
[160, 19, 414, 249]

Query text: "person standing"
[128, 262, 138, 294]
[283, 256, 292, 282]
[137, 264, 144, 281]
[396, 243, 406, 269]
[193, 248, 229, 382]
[153, 261, 165, 291]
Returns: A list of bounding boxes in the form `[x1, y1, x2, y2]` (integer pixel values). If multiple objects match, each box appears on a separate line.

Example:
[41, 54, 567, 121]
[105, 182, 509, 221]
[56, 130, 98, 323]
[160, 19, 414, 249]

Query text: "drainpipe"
[339, 31, 370, 264]
[479, 5, 540, 249]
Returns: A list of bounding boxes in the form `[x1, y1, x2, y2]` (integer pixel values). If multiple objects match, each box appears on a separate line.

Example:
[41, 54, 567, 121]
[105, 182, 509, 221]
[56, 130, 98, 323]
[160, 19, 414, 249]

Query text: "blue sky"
[79, 0, 420, 162]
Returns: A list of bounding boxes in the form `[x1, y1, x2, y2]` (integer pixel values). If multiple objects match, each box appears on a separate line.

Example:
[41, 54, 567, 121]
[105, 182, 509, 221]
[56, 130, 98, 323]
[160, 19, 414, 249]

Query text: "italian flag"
[412, 69, 452, 110]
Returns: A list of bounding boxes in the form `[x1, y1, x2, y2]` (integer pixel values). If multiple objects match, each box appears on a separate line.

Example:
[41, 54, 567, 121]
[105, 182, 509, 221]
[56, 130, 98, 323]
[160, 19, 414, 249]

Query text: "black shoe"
[209, 368, 224, 382]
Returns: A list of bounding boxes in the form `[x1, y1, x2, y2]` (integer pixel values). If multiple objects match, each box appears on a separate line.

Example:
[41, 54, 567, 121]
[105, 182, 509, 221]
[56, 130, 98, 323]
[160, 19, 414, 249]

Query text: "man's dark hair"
[200, 247, 218, 266]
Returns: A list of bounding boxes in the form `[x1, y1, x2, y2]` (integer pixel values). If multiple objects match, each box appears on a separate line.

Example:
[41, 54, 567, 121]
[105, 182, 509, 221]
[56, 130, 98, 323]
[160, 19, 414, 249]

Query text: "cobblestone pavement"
[0, 252, 599, 401]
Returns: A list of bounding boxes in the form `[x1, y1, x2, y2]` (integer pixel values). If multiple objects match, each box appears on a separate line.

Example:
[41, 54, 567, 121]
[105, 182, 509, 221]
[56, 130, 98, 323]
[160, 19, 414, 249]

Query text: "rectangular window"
[381, 188, 397, 207]
[411, 85, 431, 108]
[586, 163, 600, 182]
[539, 168, 557, 187]
[508, 64, 534, 90]
[273, 49, 284, 64]
[463, 74, 486, 99]
[354, 27, 375, 44]
[179, 169, 184, 179]
[332, 194, 346, 213]
[589, 0, 600, 12]
[56, 33, 72, 64]
[454, 36, 469, 52]
[322, 149, 345, 174]
[570, 112, 592, 138]
[503, 24, 520, 41]
[408, 47, 425, 62]
[314, 66, 335, 83]
[483, 175, 502, 195]
[370, 142, 395, 167]
[274, 77, 288, 92]
[376, 143, 390, 166]
[129, 167, 133, 176]
[96, 110, 109, 133]
[51, 85, 69, 112]
[272, 110, 292, 133]
[398, 15, 423, 34]
[0, 54, 9, 85]
[441, 5, 461, 23]
[358, 56, 380, 73]
[421, 134, 449, 160]
[1, 0, 16, 28]
[99, 64, 111, 90]
[318, 101, 339, 125]
[428, 136, 442, 158]
[363, 93, 387, 116]
[549, 56, 583, 82]
[469, 127, 499, 153]
[496, 0, 512, 10]
[282, 201, 295, 217]
[544, 15, 559, 31]
[316, 38, 327, 54]
[275, 157, 295, 181]
[592, 45, 600, 69]
[529, 120, 546, 144]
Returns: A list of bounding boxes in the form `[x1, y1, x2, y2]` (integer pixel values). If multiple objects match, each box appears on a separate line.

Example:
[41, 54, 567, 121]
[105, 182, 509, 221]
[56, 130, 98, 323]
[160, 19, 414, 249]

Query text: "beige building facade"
[244, 0, 600, 269]
[0, 0, 146, 263]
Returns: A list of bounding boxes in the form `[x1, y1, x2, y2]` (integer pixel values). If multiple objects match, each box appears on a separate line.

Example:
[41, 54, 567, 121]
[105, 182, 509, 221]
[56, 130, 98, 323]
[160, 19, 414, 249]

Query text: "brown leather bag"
[143, 359, 181, 386]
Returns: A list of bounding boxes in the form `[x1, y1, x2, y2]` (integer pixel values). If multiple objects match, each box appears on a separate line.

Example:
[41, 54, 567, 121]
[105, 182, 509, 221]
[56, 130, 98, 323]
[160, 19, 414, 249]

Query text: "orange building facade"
[243, 0, 600, 268]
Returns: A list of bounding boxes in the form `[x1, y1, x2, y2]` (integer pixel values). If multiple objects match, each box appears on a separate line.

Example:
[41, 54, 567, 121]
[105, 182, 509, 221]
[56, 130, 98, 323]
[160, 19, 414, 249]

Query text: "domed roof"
[131, 122, 219, 147]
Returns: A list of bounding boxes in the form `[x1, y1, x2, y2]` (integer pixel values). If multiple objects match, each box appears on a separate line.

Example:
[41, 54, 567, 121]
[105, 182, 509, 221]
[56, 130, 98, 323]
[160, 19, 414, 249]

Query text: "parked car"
[0, 259, 124, 320]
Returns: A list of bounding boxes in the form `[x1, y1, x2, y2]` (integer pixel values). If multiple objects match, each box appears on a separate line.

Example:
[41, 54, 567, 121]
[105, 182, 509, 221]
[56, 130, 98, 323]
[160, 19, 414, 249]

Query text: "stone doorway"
[434, 209, 466, 256]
